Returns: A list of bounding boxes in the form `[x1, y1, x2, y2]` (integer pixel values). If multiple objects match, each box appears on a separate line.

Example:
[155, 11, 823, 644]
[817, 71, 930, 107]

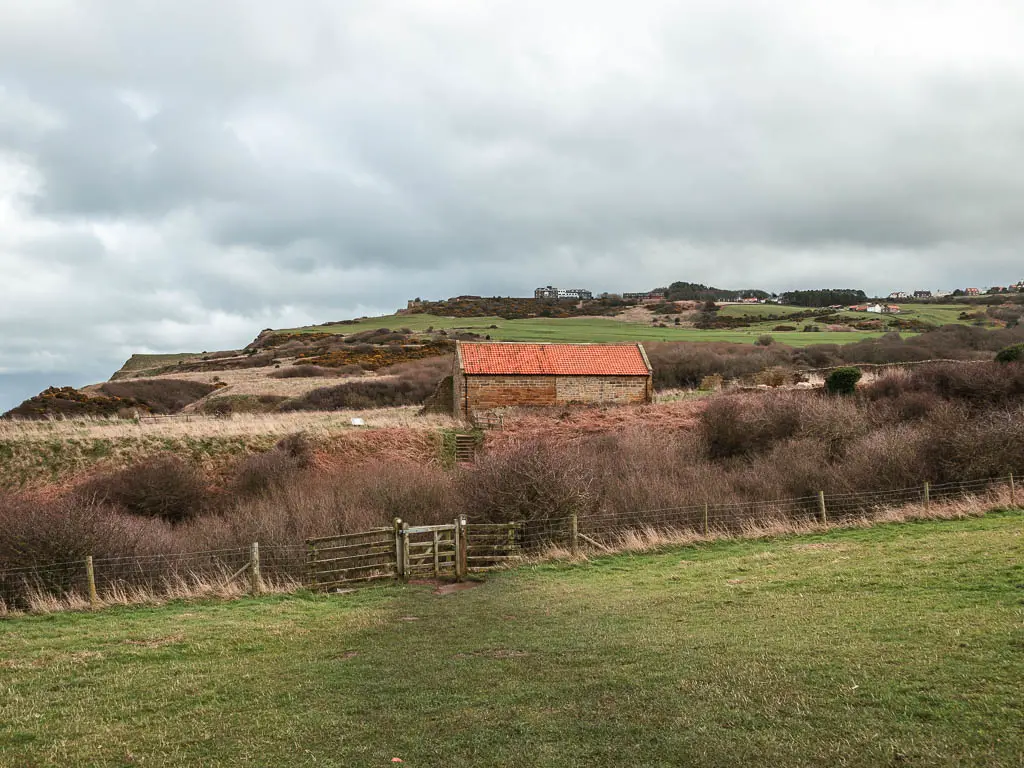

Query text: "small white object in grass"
[350, 417, 365, 426]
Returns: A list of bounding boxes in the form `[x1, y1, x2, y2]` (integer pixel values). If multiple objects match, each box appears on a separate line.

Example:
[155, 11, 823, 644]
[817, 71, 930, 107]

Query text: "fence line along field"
[0, 511, 1020, 767]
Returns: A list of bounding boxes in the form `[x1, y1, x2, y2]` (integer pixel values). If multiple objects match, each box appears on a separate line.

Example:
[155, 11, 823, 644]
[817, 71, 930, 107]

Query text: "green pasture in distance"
[286, 314, 889, 346]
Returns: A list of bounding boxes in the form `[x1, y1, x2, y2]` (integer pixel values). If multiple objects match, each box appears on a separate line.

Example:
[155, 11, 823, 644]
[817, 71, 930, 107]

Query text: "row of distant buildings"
[890, 282, 1024, 300]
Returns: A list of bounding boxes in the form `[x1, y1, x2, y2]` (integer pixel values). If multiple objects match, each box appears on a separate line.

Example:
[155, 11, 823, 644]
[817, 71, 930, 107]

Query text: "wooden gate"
[305, 516, 526, 590]
[397, 518, 466, 580]
[305, 528, 398, 590]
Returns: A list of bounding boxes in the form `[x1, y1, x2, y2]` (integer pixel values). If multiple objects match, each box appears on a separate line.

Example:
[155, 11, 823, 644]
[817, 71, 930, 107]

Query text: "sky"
[2, 1, 1023, 410]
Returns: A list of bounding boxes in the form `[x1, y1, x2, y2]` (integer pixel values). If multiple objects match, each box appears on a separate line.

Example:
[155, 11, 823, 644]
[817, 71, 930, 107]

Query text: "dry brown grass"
[17, 572, 301, 616]
[0, 407, 457, 442]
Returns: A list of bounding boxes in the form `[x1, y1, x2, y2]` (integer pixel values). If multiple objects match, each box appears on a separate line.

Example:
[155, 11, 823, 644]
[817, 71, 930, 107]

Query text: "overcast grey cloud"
[2, 0, 1024, 409]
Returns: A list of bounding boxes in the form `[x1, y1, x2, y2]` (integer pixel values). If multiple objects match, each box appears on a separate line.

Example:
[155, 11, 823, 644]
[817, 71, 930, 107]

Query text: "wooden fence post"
[250, 542, 262, 595]
[570, 513, 579, 556]
[923, 481, 931, 510]
[393, 518, 404, 580]
[452, 517, 463, 581]
[1010, 472, 1016, 507]
[703, 503, 709, 536]
[85, 555, 98, 609]
[818, 491, 827, 523]
[458, 516, 468, 579]
[401, 521, 410, 581]
[306, 540, 318, 590]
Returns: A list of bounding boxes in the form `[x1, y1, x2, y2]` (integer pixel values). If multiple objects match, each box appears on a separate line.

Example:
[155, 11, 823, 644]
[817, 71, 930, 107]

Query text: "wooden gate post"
[250, 542, 262, 595]
[923, 481, 931, 510]
[401, 521, 410, 581]
[1010, 472, 1016, 507]
[458, 515, 468, 579]
[570, 513, 579, 556]
[818, 491, 827, 523]
[452, 516, 462, 581]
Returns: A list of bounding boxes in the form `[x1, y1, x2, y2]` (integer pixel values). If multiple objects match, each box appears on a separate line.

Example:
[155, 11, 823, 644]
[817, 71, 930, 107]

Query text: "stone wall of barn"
[454, 373, 651, 419]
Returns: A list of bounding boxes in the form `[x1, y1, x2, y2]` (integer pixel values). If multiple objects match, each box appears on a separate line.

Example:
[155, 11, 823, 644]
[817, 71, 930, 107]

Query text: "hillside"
[3, 298, 1020, 423]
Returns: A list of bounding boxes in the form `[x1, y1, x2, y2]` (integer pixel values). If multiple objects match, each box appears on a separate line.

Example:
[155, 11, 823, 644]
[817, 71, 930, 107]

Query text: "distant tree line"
[664, 282, 770, 302]
[780, 289, 868, 307]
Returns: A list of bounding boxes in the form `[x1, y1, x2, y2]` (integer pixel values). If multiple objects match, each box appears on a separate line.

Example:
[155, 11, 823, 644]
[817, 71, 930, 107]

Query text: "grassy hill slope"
[1, 512, 1020, 767]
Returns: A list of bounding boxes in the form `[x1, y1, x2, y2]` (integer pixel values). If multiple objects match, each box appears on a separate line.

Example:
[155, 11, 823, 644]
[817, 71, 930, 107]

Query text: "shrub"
[755, 335, 774, 347]
[98, 379, 217, 414]
[698, 394, 802, 460]
[80, 456, 207, 524]
[772, 325, 797, 332]
[825, 367, 862, 395]
[458, 441, 597, 526]
[231, 434, 313, 497]
[995, 343, 1024, 363]
[269, 364, 342, 379]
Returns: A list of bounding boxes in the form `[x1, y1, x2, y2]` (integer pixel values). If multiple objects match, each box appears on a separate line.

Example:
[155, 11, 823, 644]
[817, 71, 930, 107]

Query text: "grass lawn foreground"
[1, 512, 1021, 767]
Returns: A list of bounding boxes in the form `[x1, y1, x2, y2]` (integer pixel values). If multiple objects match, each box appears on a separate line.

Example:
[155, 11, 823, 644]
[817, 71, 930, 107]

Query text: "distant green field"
[718, 302, 974, 326]
[1, 512, 1020, 767]
[113, 353, 200, 377]
[288, 315, 887, 347]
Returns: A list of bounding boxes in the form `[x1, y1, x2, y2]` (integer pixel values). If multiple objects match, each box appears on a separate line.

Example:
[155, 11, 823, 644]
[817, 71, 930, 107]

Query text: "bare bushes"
[281, 356, 453, 411]
[459, 441, 598, 528]
[79, 456, 207, 524]
[231, 434, 313, 497]
[269, 364, 360, 379]
[863, 362, 1024, 408]
[97, 379, 217, 413]
[646, 342, 790, 389]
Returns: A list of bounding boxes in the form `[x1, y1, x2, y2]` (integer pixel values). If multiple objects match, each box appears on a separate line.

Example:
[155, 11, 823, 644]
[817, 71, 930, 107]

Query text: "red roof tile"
[458, 342, 650, 376]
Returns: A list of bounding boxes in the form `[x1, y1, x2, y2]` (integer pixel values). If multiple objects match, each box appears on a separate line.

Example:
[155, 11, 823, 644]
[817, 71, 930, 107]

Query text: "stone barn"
[453, 341, 653, 420]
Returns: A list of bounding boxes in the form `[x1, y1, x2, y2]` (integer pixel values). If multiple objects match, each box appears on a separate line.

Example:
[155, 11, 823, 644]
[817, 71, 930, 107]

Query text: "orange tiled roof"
[459, 342, 650, 376]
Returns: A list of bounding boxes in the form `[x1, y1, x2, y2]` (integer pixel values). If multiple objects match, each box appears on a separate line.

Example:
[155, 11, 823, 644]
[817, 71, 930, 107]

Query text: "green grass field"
[2, 512, 1021, 767]
[291, 314, 887, 346]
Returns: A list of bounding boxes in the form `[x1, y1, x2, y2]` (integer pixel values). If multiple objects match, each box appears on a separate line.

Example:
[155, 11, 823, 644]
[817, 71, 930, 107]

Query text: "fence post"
[306, 540, 318, 590]
[85, 555, 98, 609]
[452, 516, 463, 581]
[458, 516, 468, 579]
[393, 518, 404, 580]
[818, 491, 827, 523]
[401, 521, 410, 581]
[249, 542, 262, 595]
[923, 482, 931, 510]
[570, 513, 579, 556]
[1010, 472, 1017, 507]
[703, 503, 709, 536]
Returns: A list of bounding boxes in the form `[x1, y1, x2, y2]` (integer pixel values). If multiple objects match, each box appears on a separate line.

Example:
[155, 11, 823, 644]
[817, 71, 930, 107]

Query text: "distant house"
[913, 290, 932, 299]
[965, 288, 981, 296]
[453, 342, 652, 421]
[889, 291, 909, 300]
[534, 286, 559, 300]
[557, 288, 593, 300]
[849, 304, 870, 312]
[741, 297, 760, 304]
[887, 305, 902, 314]
[866, 304, 885, 314]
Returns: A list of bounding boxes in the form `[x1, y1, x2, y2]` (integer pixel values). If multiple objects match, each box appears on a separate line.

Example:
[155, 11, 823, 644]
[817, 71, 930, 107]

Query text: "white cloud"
[1, 0, 1023, 408]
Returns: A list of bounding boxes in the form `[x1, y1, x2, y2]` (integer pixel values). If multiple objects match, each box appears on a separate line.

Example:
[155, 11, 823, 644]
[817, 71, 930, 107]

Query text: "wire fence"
[1, 473, 1018, 612]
